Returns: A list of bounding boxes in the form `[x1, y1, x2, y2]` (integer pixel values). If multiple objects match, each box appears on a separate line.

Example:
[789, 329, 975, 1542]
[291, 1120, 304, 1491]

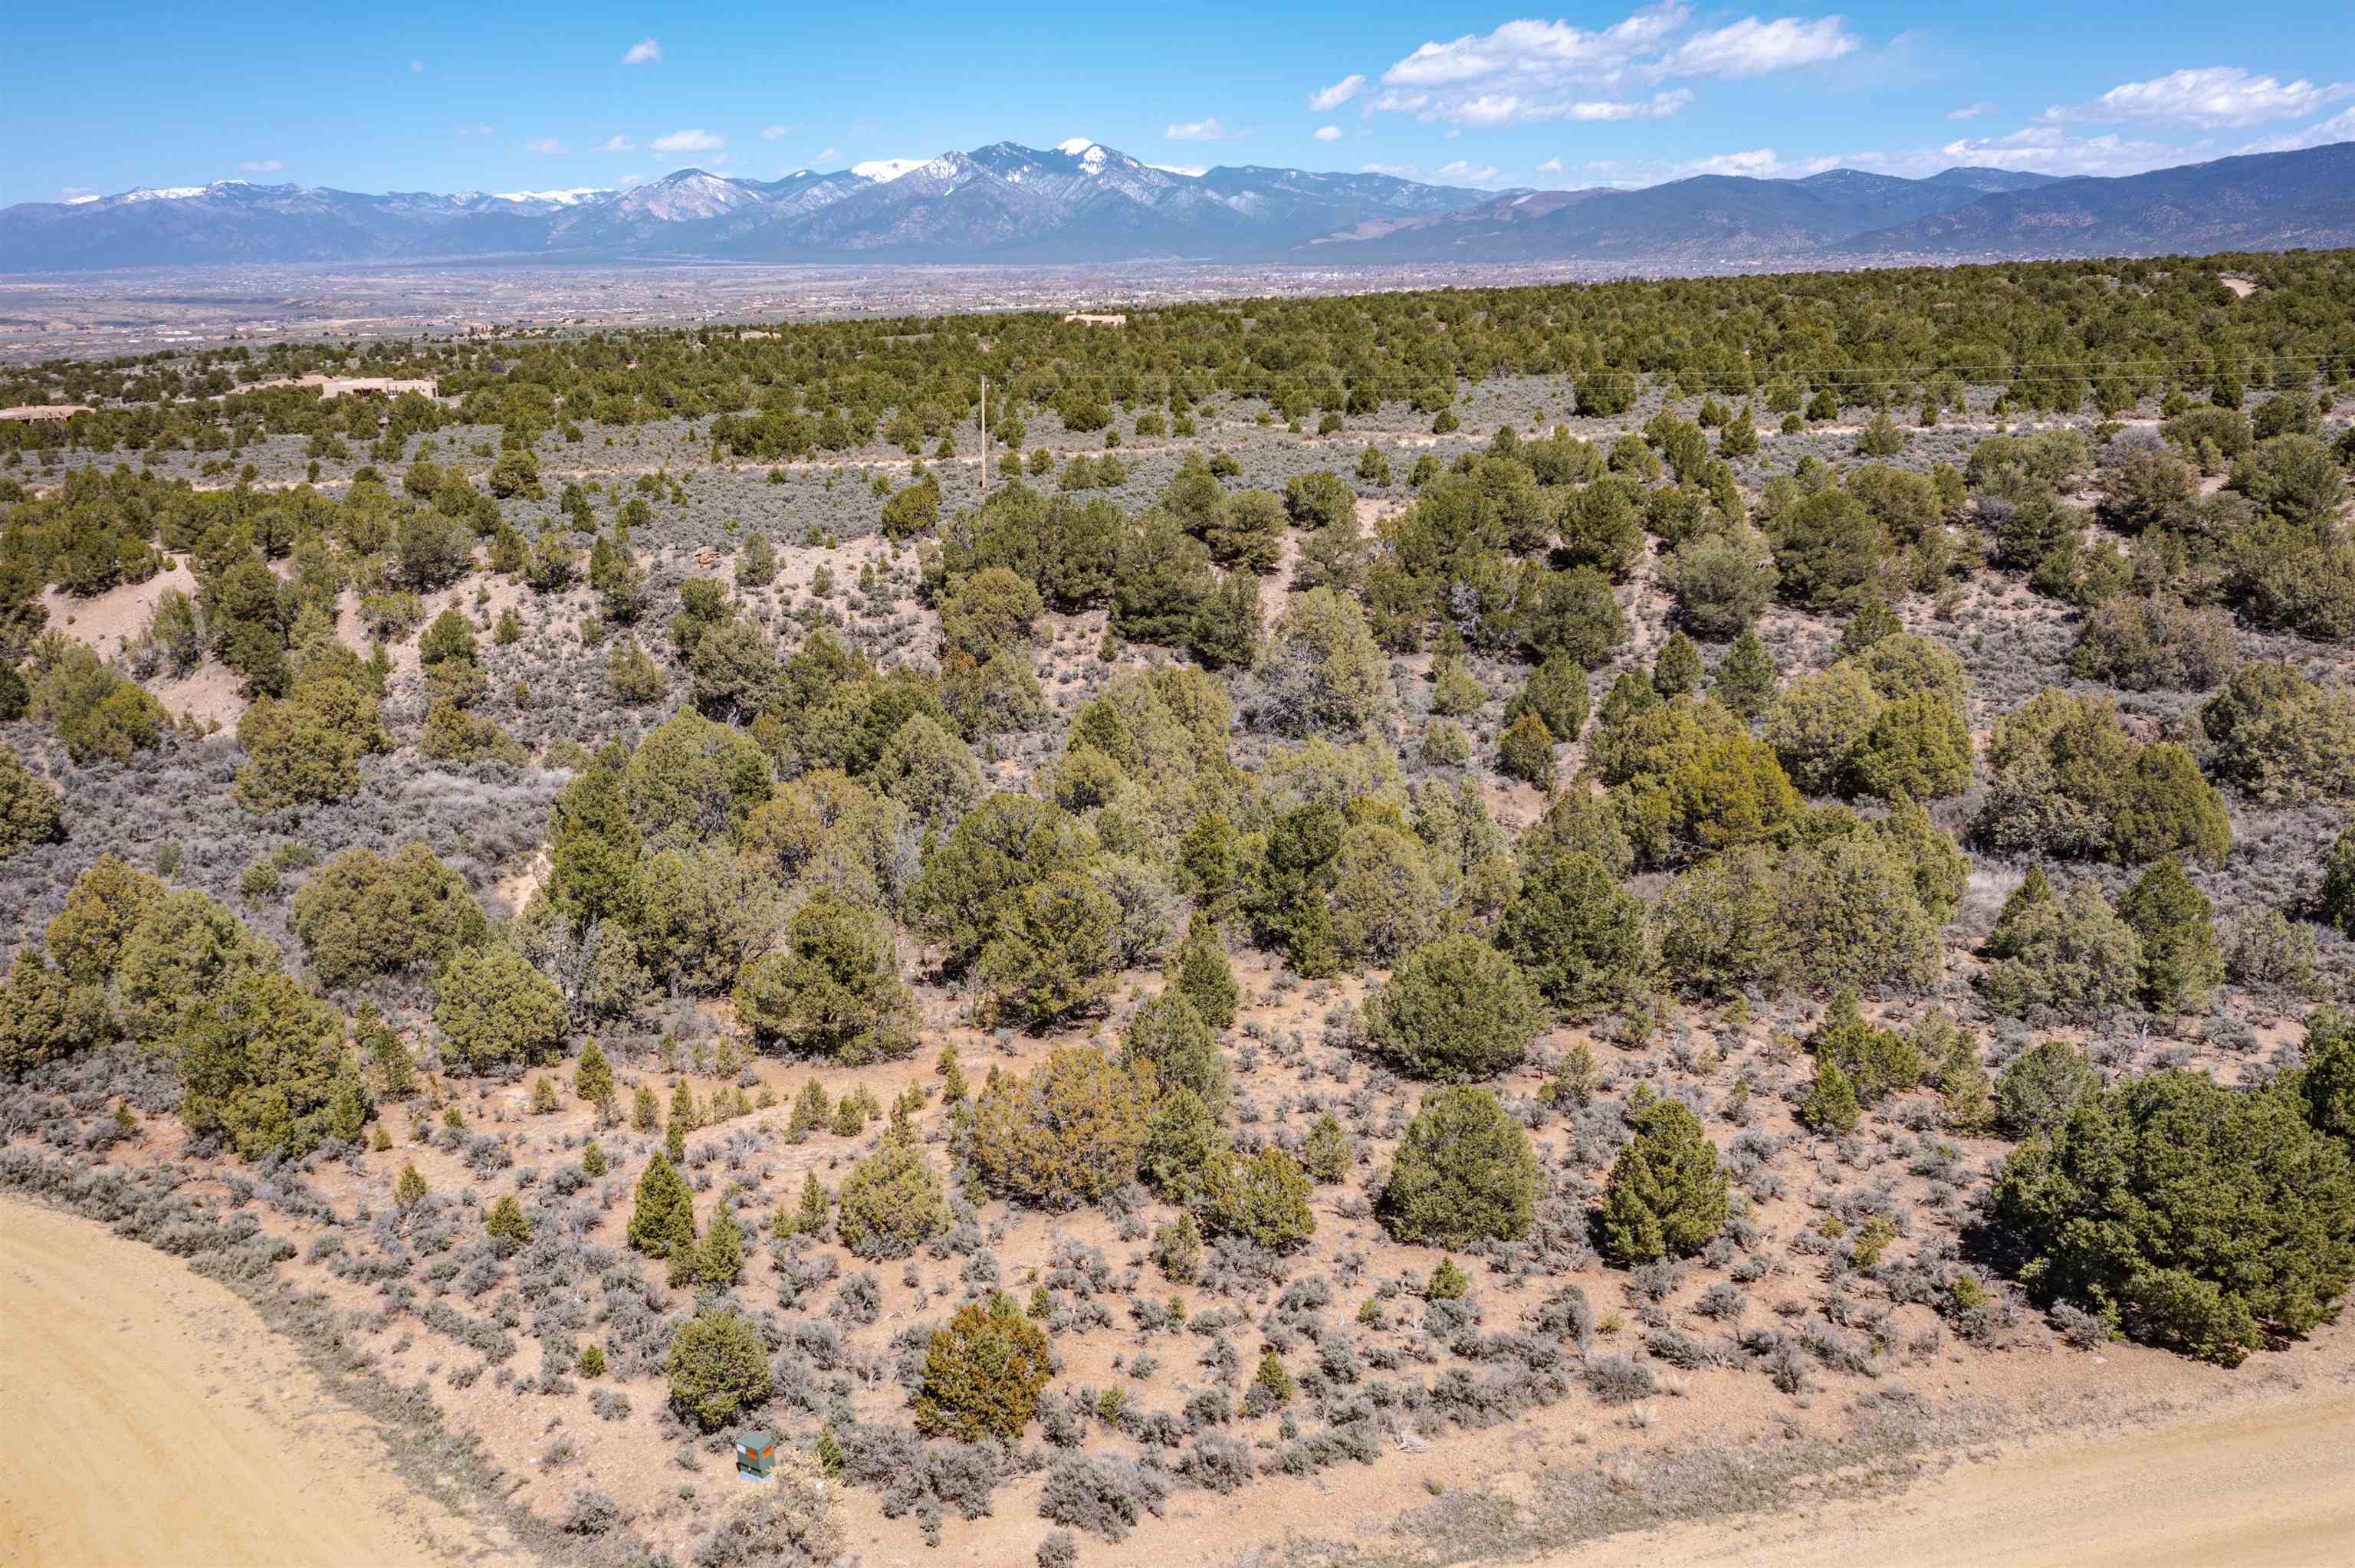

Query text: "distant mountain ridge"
[0, 142, 1486, 271]
[5, 139, 2352, 272]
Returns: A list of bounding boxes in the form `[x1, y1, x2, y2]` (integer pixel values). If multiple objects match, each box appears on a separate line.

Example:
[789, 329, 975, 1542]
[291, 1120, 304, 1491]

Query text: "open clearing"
[0, 1199, 509, 1568]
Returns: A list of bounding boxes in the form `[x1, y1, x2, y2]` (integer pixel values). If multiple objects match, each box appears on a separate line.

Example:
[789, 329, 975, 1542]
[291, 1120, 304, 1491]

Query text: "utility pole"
[979, 374, 989, 494]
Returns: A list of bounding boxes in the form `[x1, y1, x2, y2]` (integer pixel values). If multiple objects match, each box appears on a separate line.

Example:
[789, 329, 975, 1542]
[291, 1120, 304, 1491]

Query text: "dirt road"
[1564, 1383, 2355, 1568]
[0, 1199, 511, 1568]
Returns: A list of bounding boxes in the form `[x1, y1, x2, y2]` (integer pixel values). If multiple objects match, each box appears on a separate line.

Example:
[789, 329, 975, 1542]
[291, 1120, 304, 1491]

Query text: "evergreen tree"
[1651, 631, 1703, 698]
[1800, 1058, 1861, 1133]
[1378, 1086, 1540, 1245]
[1835, 598, 1903, 658]
[1713, 628, 1778, 720]
[486, 1192, 533, 1253]
[2301, 1005, 2355, 1146]
[1600, 1097, 1729, 1264]
[1497, 711, 1558, 789]
[1120, 988, 1227, 1110]
[1997, 1070, 2355, 1365]
[2119, 858, 2224, 1015]
[1499, 849, 1651, 1019]
[1166, 914, 1239, 1029]
[1363, 933, 1545, 1081]
[627, 1151, 698, 1259]
[576, 1038, 614, 1104]
[697, 1202, 744, 1288]
[1504, 654, 1590, 743]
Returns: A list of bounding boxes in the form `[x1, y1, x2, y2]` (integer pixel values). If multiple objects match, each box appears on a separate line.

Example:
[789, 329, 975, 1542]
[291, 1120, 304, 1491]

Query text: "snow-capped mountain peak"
[489, 187, 609, 206]
[851, 158, 925, 183]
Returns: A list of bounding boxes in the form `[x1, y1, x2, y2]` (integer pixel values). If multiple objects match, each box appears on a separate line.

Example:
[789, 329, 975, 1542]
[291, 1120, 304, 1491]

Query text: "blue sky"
[5, 2, 2353, 205]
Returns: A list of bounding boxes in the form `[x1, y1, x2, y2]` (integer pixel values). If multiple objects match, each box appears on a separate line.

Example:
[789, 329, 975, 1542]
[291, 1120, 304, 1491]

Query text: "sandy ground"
[0, 1199, 518, 1568]
[1564, 1380, 2355, 1568]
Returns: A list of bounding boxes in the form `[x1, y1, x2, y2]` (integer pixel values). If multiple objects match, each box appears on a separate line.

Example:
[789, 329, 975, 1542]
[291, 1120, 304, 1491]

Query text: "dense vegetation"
[6, 248, 2355, 1564]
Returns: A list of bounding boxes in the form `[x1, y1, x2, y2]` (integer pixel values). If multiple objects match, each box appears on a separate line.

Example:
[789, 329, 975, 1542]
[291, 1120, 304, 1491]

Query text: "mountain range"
[5, 137, 2351, 273]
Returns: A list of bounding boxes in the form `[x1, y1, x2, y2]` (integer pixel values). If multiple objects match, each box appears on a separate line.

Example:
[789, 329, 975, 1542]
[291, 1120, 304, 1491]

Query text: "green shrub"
[836, 1135, 953, 1259]
[733, 891, 917, 1063]
[665, 1310, 772, 1431]
[1599, 1095, 1728, 1265]
[1799, 1058, 1860, 1133]
[1379, 1086, 1540, 1245]
[432, 945, 566, 1071]
[972, 1047, 1153, 1208]
[1362, 933, 1545, 1081]
[1805, 988, 1922, 1103]
[1200, 1147, 1317, 1251]
[1995, 1071, 2355, 1365]
[915, 1293, 1054, 1442]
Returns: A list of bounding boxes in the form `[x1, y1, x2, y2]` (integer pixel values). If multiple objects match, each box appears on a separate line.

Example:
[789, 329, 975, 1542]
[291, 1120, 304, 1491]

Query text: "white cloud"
[1383, 10, 1686, 90]
[1361, 161, 1421, 178]
[455, 123, 494, 137]
[1946, 100, 1996, 121]
[409, 60, 425, 74]
[1307, 74, 1365, 112]
[60, 186, 95, 201]
[1165, 117, 1249, 142]
[1536, 157, 1564, 173]
[1679, 147, 1793, 177]
[1937, 125, 2199, 176]
[527, 137, 570, 156]
[759, 124, 803, 140]
[238, 159, 284, 173]
[1430, 87, 1692, 126]
[652, 128, 724, 153]
[1435, 159, 1501, 183]
[1374, 7, 1848, 125]
[2042, 66, 2351, 129]
[1649, 15, 1855, 80]
[816, 146, 841, 162]
[1313, 124, 1342, 143]
[622, 37, 662, 65]
[2242, 103, 2355, 153]
[595, 136, 637, 153]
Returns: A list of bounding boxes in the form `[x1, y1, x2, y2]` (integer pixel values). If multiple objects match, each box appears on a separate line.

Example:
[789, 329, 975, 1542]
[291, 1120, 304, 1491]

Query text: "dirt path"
[1558, 1381, 2355, 1568]
[0, 1199, 519, 1568]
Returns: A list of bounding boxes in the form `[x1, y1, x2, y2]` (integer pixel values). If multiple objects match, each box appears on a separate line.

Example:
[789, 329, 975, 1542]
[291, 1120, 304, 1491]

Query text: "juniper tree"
[1165, 914, 1239, 1029]
[1378, 1086, 1540, 1245]
[627, 1151, 697, 1260]
[1600, 1097, 1729, 1265]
